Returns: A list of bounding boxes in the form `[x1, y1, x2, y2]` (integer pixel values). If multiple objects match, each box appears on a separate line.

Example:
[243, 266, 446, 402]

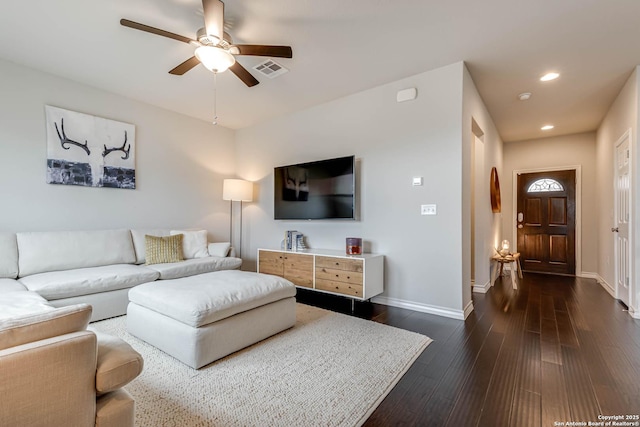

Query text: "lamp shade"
[195, 45, 236, 73]
[223, 179, 253, 202]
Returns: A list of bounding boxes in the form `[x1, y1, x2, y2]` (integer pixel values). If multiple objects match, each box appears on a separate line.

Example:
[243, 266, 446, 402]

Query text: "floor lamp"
[222, 179, 253, 258]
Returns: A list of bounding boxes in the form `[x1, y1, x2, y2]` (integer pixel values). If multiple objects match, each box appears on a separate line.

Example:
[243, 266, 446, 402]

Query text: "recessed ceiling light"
[541, 125, 554, 130]
[518, 92, 532, 101]
[540, 72, 560, 82]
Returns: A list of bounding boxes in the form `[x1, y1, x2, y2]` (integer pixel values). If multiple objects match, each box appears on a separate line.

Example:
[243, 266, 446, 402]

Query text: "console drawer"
[315, 279, 363, 297]
[315, 256, 363, 273]
[315, 267, 363, 285]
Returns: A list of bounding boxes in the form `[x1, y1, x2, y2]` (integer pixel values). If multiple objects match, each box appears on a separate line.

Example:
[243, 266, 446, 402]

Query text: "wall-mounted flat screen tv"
[274, 155, 355, 220]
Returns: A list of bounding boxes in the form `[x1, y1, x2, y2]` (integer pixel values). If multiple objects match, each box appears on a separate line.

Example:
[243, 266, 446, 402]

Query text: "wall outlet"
[421, 204, 437, 215]
[412, 177, 423, 186]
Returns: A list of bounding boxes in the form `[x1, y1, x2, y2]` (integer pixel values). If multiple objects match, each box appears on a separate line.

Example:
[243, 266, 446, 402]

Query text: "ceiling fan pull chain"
[212, 71, 218, 125]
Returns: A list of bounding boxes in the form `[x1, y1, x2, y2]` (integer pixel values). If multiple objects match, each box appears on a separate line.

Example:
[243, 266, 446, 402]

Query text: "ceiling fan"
[120, 0, 293, 87]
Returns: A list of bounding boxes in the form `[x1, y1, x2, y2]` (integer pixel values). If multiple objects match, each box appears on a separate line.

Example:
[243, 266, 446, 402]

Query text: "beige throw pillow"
[145, 234, 184, 265]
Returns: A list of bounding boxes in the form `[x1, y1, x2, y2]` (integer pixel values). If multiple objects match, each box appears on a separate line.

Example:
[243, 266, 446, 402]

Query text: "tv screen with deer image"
[274, 155, 355, 220]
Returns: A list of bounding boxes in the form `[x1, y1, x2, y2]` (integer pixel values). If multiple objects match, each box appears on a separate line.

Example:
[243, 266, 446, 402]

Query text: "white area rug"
[91, 304, 431, 427]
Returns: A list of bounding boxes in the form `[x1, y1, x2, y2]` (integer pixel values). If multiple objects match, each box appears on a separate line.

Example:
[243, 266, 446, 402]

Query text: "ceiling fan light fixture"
[195, 45, 235, 73]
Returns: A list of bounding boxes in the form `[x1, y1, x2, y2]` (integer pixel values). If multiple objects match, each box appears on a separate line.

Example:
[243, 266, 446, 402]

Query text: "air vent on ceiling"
[253, 60, 289, 79]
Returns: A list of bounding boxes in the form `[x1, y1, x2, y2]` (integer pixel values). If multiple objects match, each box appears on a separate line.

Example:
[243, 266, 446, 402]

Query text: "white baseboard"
[578, 271, 599, 280]
[596, 274, 616, 298]
[372, 296, 469, 320]
[472, 280, 491, 294]
[463, 300, 474, 319]
[591, 275, 639, 319]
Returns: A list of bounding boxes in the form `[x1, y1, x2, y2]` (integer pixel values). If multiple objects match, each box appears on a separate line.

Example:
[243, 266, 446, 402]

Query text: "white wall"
[0, 58, 236, 239]
[236, 62, 468, 318]
[596, 67, 639, 316]
[502, 132, 598, 275]
[462, 66, 504, 300]
[0, 56, 505, 319]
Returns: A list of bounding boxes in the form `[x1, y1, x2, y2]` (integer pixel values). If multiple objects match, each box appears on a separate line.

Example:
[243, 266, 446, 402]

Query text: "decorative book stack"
[284, 230, 306, 251]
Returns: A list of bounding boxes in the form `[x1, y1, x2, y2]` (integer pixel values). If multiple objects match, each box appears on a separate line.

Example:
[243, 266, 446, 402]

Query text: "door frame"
[512, 165, 582, 276]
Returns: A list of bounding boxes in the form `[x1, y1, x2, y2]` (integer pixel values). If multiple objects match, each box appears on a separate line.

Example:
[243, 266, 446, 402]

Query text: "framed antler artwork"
[45, 105, 136, 189]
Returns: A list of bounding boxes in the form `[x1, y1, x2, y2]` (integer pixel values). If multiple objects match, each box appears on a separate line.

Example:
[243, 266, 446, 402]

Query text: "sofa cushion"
[170, 229, 209, 259]
[91, 331, 143, 396]
[130, 229, 170, 264]
[145, 234, 184, 265]
[0, 278, 27, 293]
[146, 256, 242, 280]
[0, 303, 91, 350]
[19, 264, 160, 300]
[95, 389, 135, 427]
[128, 270, 296, 327]
[0, 232, 18, 279]
[17, 230, 137, 277]
[0, 291, 54, 320]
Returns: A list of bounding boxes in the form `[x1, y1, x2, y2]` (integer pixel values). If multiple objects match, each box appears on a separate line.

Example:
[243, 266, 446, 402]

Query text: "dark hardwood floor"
[296, 273, 640, 427]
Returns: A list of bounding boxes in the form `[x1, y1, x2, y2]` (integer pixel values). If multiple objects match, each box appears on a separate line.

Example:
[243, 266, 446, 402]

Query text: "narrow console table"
[257, 248, 384, 306]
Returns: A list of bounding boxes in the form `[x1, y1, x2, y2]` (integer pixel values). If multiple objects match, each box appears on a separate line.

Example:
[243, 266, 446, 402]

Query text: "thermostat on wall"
[397, 88, 418, 103]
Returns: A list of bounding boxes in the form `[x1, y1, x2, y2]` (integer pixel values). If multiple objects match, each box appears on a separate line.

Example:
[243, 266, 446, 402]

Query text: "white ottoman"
[127, 270, 296, 369]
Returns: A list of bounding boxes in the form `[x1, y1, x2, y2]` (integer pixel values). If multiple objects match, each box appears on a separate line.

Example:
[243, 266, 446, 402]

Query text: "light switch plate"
[421, 204, 437, 215]
[413, 177, 423, 186]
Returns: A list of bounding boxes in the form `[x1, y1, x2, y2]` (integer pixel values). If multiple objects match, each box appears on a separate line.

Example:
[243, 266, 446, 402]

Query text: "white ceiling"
[1, 0, 640, 141]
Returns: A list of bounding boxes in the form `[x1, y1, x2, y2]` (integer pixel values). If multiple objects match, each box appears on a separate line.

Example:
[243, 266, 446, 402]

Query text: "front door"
[517, 170, 576, 275]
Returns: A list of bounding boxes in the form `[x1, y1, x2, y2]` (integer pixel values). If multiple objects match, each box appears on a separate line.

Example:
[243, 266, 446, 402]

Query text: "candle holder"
[346, 237, 362, 255]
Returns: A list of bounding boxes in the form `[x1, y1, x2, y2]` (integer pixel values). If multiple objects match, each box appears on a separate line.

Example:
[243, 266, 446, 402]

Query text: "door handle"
[611, 227, 619, 232]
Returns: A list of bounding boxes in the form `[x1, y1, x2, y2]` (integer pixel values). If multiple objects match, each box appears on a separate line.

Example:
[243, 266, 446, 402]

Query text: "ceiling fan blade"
[229, 62, 259, 87]
[169, 56, 201, 75]
[234, 45, 293, 58]
[202, 0, 224, 41]
[120, 19, 194, 45]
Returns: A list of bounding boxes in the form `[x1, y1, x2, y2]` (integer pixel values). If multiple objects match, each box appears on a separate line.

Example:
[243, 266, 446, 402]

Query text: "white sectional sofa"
[0, 227, 294, 421]
[0, 229, 242, 321]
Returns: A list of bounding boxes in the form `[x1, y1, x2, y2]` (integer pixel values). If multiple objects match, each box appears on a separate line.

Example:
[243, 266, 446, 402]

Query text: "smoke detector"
[253, 60, 288, 79]
[518, 92, 532, 101]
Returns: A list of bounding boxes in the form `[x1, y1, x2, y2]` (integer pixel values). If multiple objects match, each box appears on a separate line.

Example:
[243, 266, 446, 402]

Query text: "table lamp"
[499, 239, 510, 256]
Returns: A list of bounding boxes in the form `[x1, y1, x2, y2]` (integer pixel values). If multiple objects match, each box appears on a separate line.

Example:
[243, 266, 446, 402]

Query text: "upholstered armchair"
[0, 301, 143, 427]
